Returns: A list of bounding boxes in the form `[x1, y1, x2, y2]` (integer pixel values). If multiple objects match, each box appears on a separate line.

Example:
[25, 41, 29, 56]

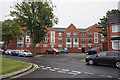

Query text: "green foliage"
[10, 0, 58, 54]
[2, 19, 22, 48]
[97, 9, 120, 39]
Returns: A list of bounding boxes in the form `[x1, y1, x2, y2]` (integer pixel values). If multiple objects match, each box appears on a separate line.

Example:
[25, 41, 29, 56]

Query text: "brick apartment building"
[107, 14, 120, 51]
[8, 23, 105, 53]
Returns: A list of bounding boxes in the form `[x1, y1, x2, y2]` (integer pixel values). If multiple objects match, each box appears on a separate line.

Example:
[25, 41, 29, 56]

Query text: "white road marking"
[106, 75, 112, 78]
[87, 72, 94, 75]
[41, 68, 48, 70]
[68, 72, 77, 75]
[62, 69, 69, 72]
[71, 71, 81, 74]
[40, 66, 45, 68]
[53, 68, 60, 70]
[49, 69, 56, 71]
[58, 71, 66, 73]
[46, 67, 51, 69]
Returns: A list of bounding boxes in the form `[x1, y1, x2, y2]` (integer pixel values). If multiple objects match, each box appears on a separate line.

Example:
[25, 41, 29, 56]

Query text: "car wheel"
[116, 62, 120, 68]
[46, 52, 49, 54]
[24, 54, 26, 57]
[54, 52, 56, 54]
[88, 60, 94, 65]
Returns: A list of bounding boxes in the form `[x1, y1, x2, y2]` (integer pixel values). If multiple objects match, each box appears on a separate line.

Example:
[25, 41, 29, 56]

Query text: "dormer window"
[112, 25, 120, 32]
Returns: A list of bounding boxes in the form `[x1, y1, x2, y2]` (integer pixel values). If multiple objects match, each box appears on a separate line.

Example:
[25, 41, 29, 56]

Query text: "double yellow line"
[10, 63, 38, 79]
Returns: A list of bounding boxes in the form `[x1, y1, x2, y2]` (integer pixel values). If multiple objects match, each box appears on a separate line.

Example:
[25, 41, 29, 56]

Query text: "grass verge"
[0, 57, 30, 75]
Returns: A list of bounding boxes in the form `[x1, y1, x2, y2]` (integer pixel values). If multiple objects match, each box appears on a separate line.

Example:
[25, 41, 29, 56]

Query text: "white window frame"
[88, 44, 92, 47]
[111, 40, 120, 50]
[66, 44, 72, 48]
[94, 32, 98, 43]
[43, 44, 48, 47]
[58, 45, 62, 48]
[59, 32, 62, 36]
[112, 25, 120, 32]
[51, 31, 55, 42]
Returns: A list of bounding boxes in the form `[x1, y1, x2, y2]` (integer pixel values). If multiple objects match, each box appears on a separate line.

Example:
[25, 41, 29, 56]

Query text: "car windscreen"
[24, 50, 30, 52]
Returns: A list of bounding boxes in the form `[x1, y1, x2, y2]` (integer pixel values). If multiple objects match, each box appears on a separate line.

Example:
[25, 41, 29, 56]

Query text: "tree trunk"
[33, 43, 36, 55]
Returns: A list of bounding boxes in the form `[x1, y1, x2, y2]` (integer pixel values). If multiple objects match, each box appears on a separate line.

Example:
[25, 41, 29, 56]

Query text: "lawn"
[0, 57, 30, 75]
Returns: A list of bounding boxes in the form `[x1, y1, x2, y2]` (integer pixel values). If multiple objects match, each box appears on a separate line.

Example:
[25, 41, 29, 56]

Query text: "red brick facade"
[107, 25, 120, 51]
[8, 24, 106, 53]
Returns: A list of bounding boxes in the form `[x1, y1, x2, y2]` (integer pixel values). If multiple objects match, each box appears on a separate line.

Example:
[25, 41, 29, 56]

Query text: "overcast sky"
[0, 0, 119, 28]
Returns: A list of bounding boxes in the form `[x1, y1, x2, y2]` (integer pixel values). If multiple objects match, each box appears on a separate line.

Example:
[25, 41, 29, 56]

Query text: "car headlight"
[86, 56, 89, 58]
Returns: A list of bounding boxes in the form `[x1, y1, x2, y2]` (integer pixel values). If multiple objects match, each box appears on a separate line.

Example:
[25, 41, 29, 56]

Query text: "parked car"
[46, 48, 60, 54]
[86, 47, 100, 55]
[59, 48, 68, 53]
[18, 50, 33, 57]
[0, 48, 5, 54]
[5, 49, 13, 55]
[11, 50, 20, 56]
[86, 51, 120, 68]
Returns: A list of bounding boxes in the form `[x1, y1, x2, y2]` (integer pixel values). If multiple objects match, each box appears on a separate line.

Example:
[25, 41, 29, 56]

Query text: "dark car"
[86, 47, 100, 55]
[59, 48, 68, 53]
[86, 51, 120, 68]
[11, 50, 20, 56]
[46, 48, 60, 54]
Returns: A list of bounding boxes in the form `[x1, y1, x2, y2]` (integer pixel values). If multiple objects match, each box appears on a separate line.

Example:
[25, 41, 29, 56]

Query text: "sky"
[0, 0, 119, 28]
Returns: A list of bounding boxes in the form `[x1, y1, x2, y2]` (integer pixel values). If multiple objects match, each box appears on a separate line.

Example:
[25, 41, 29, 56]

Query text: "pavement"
[1, 53, 120, 80]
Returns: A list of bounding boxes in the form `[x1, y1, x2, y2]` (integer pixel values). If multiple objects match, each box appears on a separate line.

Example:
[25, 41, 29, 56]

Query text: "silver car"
[18, 50, 33, 57]
[5, 49, 13, 55]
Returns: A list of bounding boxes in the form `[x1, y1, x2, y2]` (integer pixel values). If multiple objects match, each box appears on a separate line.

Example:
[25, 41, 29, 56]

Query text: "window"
[89, 33, 92, 37]
[73, 33, 77, 38]
[98, 52, 107, 57]
[88, 44, 92, 47]
[43, 38, 48, 43]
[26, 38, 30, 42]
[51, 31, 55, 42]
[18, 37, 23, 42]
[82, 39, 86, 42]
[73, 44, 79, 48]
[26, 31, 30, 36]
[59, 33, 62, 36]
[106, 52, 118, 56]
[89, 39, 92, 42]
[112, 40, 120, 50]
[94, 32, 98, 43]
[112, 25, 120, 32]
[67, 33, 71, 37]
[101, 39, 104, 42]
[94, 44, 98, 47]
[45, 33, 48, 37]
[82, 33, 85, 36]
[58, 38, 62, 42]
[82, 44, 86, 47]
[17, 44, 23, 48]
[66, 38, 71, 43]
[58, 45, 62, 48]
[43, 44, 48, 47]
[73, 38, 78, 43]
[66, 44, 71, 48]
[101, 34, 104, 38]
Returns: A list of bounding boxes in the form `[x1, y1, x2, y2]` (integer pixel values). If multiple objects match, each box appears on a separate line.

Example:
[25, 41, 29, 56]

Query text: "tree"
[2, 19, 22, 49]
[10, 0, 58, 55]
[97, 9, 120, 39]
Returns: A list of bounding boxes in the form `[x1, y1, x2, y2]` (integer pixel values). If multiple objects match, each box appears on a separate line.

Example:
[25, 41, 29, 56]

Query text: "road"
[2, 53, 120, 79]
